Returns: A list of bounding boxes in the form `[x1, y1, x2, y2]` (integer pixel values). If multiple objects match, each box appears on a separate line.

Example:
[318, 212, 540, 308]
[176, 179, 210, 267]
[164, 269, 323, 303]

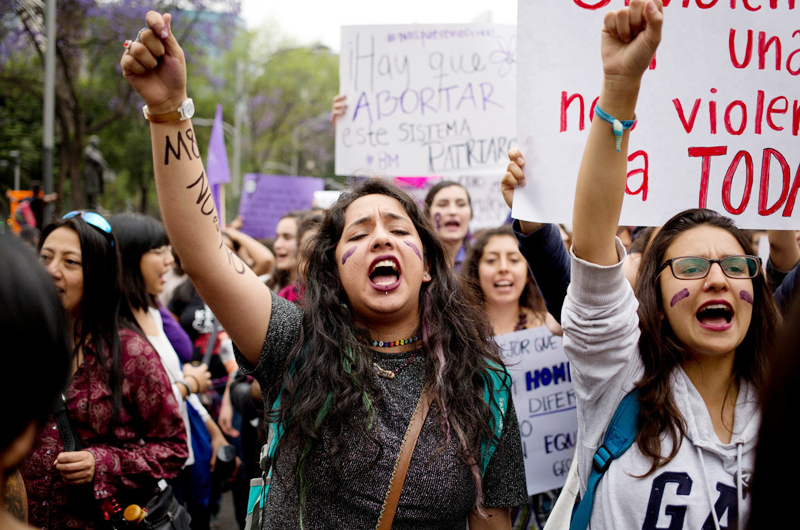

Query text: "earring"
[423, 272, 431, 280]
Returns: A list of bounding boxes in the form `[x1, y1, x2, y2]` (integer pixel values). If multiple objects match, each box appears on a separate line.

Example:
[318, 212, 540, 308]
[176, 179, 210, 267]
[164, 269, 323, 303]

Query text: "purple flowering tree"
[0, 0, 240, 211]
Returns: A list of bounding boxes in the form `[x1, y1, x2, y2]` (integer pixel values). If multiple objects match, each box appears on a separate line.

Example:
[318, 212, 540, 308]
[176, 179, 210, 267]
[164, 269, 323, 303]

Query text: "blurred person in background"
[425, 181, 473, 271]
[0, 234, 71, 529]
[23, 212, 188, 529]
[268, 211, 305, 295]
[111, 212, 236, 530]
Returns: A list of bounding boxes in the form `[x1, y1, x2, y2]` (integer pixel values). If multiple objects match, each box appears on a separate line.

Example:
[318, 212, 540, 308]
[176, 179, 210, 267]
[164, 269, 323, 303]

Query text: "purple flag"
[206, 104, 231, 223]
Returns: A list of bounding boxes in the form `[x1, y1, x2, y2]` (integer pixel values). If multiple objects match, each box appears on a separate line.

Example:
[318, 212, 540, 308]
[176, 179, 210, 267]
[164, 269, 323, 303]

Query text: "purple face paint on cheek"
[404, 241, 422, 261]
[670, 288, 690, 307]
[434, 212, 442, 231]
[740, 290, 754, 305]
[341, 246, 358, 265]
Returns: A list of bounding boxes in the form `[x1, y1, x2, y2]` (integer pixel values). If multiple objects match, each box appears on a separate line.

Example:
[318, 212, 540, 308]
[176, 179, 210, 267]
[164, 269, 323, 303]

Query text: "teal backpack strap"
[569, 389, 640, 530]
[244, 390, 286, 529]
[480, 362, 512, 476]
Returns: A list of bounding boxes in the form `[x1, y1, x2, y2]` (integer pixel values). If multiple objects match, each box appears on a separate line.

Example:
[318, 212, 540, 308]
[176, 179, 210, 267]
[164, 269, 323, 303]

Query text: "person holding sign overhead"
[120, 11, 527, 530]
[555, 2, 779, 529]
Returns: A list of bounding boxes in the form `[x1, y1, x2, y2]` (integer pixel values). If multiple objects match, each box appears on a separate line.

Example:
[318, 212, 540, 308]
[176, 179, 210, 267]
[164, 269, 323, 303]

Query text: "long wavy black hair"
[39, 216, 127, 427]
[273, 178, 507, 513]
[634, 208, 779, 474]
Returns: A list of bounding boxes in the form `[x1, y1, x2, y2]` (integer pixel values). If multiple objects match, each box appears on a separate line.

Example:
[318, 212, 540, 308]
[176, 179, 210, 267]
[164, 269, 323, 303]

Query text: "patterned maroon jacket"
[21, 328, 188, 529]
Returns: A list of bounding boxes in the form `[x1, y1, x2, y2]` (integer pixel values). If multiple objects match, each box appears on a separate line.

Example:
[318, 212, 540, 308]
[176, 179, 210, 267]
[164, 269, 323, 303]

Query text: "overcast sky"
[239, 0, 518, 52]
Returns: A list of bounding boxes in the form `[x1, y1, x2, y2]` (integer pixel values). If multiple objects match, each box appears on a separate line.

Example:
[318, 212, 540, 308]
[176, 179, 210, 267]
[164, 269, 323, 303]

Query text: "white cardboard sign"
[495, 326, 578, 496]
[394, 175, 511, 232]
[513, 1, 800, 230]
[336, 24, 517, 177]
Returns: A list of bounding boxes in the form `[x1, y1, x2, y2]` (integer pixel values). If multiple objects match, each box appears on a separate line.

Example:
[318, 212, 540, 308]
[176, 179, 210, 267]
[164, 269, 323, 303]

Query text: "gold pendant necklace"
[372, 349, 421, 380]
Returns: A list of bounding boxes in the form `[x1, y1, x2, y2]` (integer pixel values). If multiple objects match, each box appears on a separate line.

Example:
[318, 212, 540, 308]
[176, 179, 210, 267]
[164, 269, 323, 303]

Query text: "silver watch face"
[180, 99, 195, 119]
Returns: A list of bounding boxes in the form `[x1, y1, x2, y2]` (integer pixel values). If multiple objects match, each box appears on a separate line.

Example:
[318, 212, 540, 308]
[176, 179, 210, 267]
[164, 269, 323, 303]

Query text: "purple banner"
[238, 174, 325, 240]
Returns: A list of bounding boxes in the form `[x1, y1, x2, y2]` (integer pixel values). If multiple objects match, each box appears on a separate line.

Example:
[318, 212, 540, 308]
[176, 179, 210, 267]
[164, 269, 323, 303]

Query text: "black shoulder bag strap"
[54, 394, 84, 452]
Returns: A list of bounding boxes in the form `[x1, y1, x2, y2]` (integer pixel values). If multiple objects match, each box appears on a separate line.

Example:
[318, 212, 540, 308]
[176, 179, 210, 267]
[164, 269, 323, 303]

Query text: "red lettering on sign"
[722, 151, 754, 215]
[759, 149, 792, 216]
[572, 0, 611, 9]
[730, 29, 754, 69]
[626, 150, 649, 201]
[673, 98, 702, 133]
[689, 146, 728, 208]
[725, 101, 747, 135]
[561, 92, 585, 132]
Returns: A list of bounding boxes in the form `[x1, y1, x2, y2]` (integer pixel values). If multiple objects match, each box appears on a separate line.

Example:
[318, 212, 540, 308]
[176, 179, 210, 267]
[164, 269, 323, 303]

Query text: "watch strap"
[142, 98, 192, 123]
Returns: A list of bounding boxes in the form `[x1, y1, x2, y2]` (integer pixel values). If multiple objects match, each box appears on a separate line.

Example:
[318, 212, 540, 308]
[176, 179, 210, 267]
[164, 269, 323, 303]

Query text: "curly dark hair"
[633, 208, 778, 474]
[461, 225, 547, 315]
[274, 178, 507, 512]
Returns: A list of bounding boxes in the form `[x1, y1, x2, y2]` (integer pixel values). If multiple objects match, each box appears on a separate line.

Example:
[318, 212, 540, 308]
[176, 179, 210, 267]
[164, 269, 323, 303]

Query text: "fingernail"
[160, 29, 169, 39]
[517, 157, 525, 165]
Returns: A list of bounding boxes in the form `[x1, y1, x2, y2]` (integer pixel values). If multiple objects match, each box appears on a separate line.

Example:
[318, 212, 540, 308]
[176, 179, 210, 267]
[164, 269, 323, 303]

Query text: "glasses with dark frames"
[658, 255, 761, 280]
[62, 211, 114, 246]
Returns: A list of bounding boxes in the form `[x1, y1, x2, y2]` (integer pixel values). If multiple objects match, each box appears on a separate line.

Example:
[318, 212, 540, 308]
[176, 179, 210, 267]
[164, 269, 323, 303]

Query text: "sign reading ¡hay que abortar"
[336, 24, 517, 178]
[513, 1, 800, 230]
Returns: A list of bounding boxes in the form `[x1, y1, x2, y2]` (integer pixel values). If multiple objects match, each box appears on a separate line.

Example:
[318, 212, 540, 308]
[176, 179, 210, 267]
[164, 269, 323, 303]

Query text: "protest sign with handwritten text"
[238, 174, 324, 239]
[336, 24, 517, 177]
[513, 1, 800, 230]
[495, 326, 577, 496]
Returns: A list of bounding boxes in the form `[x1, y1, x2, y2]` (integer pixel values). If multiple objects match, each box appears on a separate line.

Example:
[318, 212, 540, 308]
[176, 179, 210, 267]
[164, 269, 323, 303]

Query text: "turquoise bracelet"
[594, 105, 637, 153]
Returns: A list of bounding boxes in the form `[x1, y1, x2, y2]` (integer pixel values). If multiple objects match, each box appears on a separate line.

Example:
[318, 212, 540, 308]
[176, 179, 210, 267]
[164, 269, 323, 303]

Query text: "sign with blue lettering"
[495, 326, 578, 496]
[336, 24, 517, 177]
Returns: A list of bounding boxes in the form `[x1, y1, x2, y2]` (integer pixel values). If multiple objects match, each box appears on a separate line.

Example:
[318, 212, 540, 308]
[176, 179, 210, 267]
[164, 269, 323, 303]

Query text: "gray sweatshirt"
[562, 240, 758, 530]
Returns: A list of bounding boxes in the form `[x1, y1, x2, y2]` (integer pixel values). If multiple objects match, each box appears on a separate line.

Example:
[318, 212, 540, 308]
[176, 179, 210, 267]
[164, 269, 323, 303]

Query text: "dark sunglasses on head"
[62, 211, 114, 246]
[658, 255, 761, 280]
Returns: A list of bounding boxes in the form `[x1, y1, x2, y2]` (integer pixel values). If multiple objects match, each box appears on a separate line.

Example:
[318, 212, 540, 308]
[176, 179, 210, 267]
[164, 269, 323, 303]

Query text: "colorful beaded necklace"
[364, 334, 423, 379]
[368, 335, 422, 348]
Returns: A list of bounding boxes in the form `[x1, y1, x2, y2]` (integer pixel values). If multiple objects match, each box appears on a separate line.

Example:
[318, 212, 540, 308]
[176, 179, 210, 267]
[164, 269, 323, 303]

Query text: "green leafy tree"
[0, 0, 241, 215]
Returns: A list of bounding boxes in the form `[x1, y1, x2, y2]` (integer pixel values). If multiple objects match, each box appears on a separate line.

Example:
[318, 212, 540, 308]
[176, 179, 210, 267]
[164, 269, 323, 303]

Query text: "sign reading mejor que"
[495, 326, 578, 497]
[335, 24, 517, 177]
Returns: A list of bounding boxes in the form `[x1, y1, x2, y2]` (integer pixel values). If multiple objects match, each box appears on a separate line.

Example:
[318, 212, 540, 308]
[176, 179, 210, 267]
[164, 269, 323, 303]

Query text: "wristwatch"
[142, 98, 195, 123]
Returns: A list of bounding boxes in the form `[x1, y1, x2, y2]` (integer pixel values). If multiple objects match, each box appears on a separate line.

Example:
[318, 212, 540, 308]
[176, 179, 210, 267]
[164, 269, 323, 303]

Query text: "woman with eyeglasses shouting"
[552, 3, 778, 529]
[22, 211, 188, 529]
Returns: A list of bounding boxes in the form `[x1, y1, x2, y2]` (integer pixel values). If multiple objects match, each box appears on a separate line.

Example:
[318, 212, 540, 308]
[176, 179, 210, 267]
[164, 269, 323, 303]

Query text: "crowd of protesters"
[2, 2, 800, 530]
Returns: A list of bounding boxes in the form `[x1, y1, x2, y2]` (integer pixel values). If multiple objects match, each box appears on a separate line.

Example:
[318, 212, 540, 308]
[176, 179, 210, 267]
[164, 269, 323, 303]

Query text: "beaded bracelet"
[594, 105, 637, 153]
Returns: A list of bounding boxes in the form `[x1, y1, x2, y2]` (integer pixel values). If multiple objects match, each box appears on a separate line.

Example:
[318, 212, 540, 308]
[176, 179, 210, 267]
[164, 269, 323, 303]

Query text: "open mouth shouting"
[494, 279, 514, 293]
[695, 300, 734, 331]
[442, 219, 462, 233]
[369, 255, 402, 292]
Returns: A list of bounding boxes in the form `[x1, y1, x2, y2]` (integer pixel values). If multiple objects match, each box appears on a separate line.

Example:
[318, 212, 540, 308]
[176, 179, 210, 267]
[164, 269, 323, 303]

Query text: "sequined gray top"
[234, 292, 527, 530]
